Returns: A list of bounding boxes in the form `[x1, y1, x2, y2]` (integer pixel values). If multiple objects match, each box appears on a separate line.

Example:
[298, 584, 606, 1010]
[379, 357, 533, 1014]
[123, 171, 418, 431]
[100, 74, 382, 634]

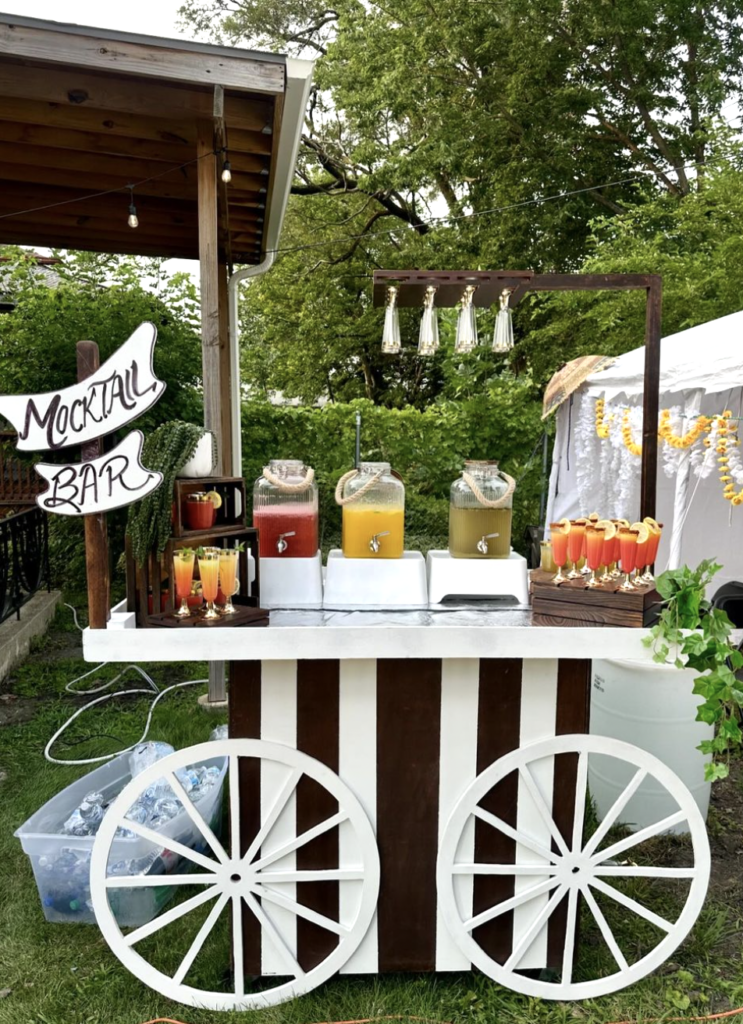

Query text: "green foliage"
[127, 421, 205, 565]
[241, 376, 547, 553]
[644, 559, 743, 781]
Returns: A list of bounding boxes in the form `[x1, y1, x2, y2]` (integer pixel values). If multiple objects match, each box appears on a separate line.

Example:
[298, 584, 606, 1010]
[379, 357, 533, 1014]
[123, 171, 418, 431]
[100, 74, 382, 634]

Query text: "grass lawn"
[1, 605, 743, 1024]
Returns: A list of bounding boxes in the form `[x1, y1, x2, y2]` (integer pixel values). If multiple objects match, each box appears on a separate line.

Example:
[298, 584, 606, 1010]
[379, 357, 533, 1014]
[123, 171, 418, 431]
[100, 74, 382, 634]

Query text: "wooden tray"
[148, 605, 269, 628]
[530, 569, 662, 627]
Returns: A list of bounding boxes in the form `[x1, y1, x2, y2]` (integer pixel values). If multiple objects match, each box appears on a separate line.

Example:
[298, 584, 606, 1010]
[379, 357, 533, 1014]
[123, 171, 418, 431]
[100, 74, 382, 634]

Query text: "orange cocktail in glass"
[567, 520, 585, 579]
[641, 521, 663, 582]
[585, 526, 606, 588]
[198, 550, 221, 619]
[617, 528, 638, 591]
[173, 549, 195, 617]
[219, 549, 239, 614]
[550, 522, 570, 584]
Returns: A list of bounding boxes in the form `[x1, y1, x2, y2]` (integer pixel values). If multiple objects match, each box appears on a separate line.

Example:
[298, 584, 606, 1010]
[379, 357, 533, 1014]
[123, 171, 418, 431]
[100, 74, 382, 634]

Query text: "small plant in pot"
[127, 420, 209, 566]
[645, 559, 743, 781]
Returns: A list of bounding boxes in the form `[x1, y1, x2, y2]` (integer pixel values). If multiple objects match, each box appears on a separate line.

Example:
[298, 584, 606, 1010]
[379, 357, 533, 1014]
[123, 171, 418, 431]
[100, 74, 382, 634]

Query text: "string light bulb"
[127, 188, 138, 229]
[381, 285, 401, 354]
[454, 285, 478, 353]
[221, 159, 232, 184]
[492, 288, 514, 353]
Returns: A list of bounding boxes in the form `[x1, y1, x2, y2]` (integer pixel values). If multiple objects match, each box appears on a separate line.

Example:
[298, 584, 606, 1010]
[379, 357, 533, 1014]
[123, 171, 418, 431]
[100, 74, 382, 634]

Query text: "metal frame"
[372, 270, 662, 520]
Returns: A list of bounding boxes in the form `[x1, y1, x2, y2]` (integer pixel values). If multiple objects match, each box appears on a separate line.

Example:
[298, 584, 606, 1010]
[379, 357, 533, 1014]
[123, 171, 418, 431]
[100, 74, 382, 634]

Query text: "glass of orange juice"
[173, 548, 195, 617]
[219, 548, 240, 614]
[549, 521, 570, 584]
[584, 525, 606, 588]
[198, 549, 221, 619]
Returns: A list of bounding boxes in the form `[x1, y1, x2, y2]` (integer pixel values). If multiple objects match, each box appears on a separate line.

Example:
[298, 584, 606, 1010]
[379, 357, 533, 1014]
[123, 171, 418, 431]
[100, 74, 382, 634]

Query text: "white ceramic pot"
[590, 657, 714, 833]
[177, 432, 216, 478]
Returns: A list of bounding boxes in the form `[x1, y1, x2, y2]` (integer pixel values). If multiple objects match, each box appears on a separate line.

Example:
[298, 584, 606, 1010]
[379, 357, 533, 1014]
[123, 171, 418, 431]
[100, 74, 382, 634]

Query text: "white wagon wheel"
[437, 734, 710, 1001]
[91, 739, 380, 1011]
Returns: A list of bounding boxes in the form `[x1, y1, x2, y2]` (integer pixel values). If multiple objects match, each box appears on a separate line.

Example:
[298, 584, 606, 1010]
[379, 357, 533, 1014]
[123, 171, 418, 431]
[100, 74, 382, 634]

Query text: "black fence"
[0, 505, 50, 625]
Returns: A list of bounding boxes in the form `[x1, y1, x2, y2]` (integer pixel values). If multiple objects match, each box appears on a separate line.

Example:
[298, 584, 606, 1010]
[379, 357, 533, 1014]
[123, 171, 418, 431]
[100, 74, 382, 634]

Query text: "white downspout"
[228, 254, 275, 476]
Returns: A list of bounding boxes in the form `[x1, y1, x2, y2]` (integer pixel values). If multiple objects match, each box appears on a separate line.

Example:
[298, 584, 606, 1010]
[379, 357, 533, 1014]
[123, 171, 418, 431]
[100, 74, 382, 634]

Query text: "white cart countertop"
[83, 604, 661, 663]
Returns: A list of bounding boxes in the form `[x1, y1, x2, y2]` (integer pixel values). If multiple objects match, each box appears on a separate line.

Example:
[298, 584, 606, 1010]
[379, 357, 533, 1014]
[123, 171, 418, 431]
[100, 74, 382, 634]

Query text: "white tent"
[545, 310, 743, 590]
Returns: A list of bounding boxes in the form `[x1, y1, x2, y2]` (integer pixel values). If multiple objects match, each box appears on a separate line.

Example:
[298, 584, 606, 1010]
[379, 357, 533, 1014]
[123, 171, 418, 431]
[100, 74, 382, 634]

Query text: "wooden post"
[218, 261, 233, 476]
[76, 341, 110, 629]
[640, 275, 663, 521]
[197, 120, 223, 475]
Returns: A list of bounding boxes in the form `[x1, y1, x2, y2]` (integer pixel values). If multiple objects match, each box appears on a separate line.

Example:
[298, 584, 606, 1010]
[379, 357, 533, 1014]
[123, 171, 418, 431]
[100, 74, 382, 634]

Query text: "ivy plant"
[644, 559, 743, 781]
[127, 420, 206, 565]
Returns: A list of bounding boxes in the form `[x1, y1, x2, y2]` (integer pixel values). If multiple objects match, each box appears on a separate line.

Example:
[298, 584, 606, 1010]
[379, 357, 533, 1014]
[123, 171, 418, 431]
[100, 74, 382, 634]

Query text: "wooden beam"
[0, 141, 268, 194]
[0, 58, 274, 131]
[640, 276, 662, 521]
[197, 119, 223, 475]
[0, 221, 199, 255]
[529, 273, 655, 291]
[0, 159, 199, 203]
[218, 261, 233, 475]
[0, 19, 285, 94]
[77, 341, 110, 630]
[0, 119, 193, 162]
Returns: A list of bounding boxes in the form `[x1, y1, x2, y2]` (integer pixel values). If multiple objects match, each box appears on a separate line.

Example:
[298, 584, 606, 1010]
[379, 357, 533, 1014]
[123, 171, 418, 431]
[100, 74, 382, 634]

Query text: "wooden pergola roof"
[0, 14, 308, 264]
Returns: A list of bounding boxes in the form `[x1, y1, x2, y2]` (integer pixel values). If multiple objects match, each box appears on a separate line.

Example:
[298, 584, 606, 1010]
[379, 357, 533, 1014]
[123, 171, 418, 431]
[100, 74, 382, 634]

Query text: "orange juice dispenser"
[426, 461, 529, 605]
[324, 462, 427, 608]
[252, 459, 323, 608]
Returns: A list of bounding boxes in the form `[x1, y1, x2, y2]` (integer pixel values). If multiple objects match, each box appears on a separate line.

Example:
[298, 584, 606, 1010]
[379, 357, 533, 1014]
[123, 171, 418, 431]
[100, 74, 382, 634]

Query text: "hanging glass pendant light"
[381, 285, 401, 354]
[418, 285, 439, 355]
[454, 285, 478, 353]
[492, 288, 514, 353]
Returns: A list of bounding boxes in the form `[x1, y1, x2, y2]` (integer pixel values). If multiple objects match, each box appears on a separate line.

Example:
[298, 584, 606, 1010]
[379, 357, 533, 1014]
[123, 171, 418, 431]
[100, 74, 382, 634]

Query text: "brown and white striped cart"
[85, 610, 710, 1011]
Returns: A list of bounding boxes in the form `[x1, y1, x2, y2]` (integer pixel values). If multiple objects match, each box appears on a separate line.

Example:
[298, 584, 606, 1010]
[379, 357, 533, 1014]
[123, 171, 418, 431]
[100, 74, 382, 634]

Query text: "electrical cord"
[43, 605, 207, 766]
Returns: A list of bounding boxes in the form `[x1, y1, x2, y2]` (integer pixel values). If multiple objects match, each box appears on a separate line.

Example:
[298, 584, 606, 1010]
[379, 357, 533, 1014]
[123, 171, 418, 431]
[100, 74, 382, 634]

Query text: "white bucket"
[590, 658, 713, 833]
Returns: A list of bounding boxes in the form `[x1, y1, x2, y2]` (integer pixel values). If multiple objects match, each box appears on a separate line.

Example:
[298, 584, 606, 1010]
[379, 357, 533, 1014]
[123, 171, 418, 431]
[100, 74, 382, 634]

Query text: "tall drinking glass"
[219, 549, 239, 615]
[550, 523, 569, 584]
[567, 521, 585, 579]
[198, 550, 221, 619]
[585, 526, 606, 588]
[618, 529, 638, 591]
[173, 549, 195, 617]
[641, 523, 663, 582]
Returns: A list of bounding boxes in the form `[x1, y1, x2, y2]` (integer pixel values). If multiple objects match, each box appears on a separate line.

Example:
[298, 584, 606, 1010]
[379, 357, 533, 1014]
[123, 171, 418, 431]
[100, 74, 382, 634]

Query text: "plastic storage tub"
[15, 750, 227, 926]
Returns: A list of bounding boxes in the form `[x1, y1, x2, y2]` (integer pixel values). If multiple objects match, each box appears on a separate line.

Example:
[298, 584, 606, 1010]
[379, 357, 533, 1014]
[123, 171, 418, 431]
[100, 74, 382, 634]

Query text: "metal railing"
[0, 431, 44, 505]
[0, 505, 50, 624]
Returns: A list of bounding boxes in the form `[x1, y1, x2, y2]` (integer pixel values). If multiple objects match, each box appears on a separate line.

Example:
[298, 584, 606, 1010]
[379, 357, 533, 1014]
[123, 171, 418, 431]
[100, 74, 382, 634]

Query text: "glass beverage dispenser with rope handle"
[448, 461, 515, 558]
[253, 460, 319, 558]
[337, 462, 405, 558]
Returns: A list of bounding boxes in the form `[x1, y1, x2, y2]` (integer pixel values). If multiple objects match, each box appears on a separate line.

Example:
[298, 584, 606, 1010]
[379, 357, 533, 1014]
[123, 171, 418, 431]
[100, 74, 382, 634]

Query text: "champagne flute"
[550, 522, 570, 584]
[219, 548, 240, 615]
[617, 528, 638, 591]
[198, 550, 221, 619]
[567, 520, 586, 579]
[585, 525, 606, 588]
[173, 548, 195, 618]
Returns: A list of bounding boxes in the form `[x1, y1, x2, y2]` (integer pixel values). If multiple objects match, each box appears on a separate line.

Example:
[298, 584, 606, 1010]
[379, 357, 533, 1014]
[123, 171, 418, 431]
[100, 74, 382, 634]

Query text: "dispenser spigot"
[368, 531, 390, 554]
[477, 532, 499, 555]
[276, 531, 296, 554]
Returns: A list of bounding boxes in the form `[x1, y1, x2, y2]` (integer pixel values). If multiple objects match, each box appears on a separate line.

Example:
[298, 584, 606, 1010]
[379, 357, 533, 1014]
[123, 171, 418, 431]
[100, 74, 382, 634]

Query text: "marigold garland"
[658, 408, 711, 448]
[713, 412, 743, 506]
[595, 398, 612, 439]
[620, 408, 643, 456]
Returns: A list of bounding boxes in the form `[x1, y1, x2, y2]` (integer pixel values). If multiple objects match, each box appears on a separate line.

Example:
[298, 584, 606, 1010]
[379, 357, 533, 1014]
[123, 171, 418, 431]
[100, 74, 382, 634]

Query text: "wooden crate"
[126, 527, 260, 628]
[172, 476, 247, 538]
[530, 569, 662, 627]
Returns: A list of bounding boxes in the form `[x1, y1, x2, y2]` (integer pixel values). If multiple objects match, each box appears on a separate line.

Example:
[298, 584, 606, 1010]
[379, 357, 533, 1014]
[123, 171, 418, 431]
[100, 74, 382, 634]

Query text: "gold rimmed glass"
[198, 550, 221, 619]
[549, 523, 569, 584]
[219, 549, 240, 615]
[172, 549, 195, 618]
[585, 525, 606, 588]
[566, 520, 585, 579]
[617, 528, 639, 591]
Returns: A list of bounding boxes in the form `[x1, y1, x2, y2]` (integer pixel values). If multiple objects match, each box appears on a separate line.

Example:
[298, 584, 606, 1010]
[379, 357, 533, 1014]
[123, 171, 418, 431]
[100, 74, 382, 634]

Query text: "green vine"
[644, 559, 743, 781]
[127, 420, 205, 565]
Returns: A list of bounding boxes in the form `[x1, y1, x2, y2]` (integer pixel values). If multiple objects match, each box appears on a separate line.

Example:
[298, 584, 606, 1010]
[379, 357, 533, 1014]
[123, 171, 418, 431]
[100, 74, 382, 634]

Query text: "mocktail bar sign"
[0, 323, 165, 516]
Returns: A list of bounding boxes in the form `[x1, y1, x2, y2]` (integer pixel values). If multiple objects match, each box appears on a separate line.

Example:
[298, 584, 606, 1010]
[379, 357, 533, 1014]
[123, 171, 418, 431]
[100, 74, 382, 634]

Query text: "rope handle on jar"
[462, 471, 516, 508]
[262, 466, 315, 493]
[334, 468, 385, 506]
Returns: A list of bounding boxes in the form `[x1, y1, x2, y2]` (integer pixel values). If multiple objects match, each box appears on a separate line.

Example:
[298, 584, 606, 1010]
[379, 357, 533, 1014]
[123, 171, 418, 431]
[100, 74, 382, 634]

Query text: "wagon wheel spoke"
[123, 885, 222, 947]
[473, 805, 560, 864]
[242, 767, 303, 866]
[571, 752, 589, 854]
[581, 768, 647, 858]
[581, 883, 629, 971]
[244, 890, 305, 979]
[232, 893, 245, 997]
[591, 810, 687, 865]
[518, 764, 570, 857]
[166, 770, 229, 865]
[229, 754, 241, 860]
[255, 868, 365, 883]
[589, 877, 673, 933]
[463, 876, 562, 932]
[252, 882, 350, 936]
[116, 819, 222, 874]
[503, 885, 567, 971]
[561, 886, 579, 986]
[452, 863, 560, 876]
[172, 891, 231, 985]
[594, 866, 696, 879]
[106, 874, 218, 888]
[249, 810, 349, 873]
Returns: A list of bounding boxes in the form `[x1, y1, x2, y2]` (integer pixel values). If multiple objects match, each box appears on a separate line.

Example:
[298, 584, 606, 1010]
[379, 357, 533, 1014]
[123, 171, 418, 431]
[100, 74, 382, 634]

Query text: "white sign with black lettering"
[35, 430, 162, 515]
[0, 322, 165, 451]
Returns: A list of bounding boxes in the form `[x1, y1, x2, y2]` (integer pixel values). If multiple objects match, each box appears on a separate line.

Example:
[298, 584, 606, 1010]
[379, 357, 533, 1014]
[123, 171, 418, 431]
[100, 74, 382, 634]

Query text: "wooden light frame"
[373, 270, 662, 521]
